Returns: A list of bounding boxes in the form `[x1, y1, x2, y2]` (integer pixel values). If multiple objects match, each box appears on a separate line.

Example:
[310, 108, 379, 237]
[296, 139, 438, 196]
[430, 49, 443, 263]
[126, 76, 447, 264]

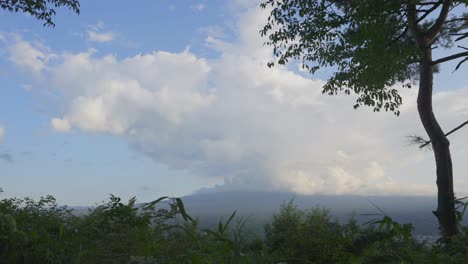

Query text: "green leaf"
[224, 211, 237, 232]
[142, 196, 169, 209]
[175, 197, 194, 223]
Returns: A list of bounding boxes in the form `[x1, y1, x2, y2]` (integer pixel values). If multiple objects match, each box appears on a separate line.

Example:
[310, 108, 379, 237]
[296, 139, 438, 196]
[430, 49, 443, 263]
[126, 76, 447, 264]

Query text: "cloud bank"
[8, 4, 468, 196]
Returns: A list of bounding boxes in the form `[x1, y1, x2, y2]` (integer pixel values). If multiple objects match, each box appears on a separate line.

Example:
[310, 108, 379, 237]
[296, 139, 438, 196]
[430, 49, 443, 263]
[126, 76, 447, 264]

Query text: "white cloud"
[201, 138, 245, 162]
[86, 21, 117, 43]
[0, 126, 4, 142]
[9, 37, 52, 75]
[194, 3, 205, 12]
[10, 4, 468, 196]
[199, 25, 226, 39]
[87, 30, 116, 43]
[22, 84, 33, 92]
[49, 49, 214, 134]
[51, 118, 71, 132]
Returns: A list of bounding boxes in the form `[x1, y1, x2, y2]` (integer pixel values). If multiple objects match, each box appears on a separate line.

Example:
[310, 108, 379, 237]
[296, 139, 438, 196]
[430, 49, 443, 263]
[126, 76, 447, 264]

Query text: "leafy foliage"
[265, 200, 357, 263]
[1, 192, 468, 263]
[260, 0, 420, 115]
[0, 0, 80, 26]
[0, 192, 269, 263]
[0, 194, 79, 262]
[260, 0, 468, 115]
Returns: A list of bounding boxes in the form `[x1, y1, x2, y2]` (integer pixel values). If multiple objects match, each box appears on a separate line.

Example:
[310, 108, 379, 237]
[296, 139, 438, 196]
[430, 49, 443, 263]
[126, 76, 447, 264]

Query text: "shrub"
[1, 191, 468, 263]
[265, 200, 356, 263]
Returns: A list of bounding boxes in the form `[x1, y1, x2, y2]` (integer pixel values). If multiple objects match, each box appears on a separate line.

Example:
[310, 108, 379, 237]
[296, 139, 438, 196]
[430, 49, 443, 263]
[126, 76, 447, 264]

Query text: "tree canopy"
[260, 0, 468, 115]
[0, 0, 80, 26]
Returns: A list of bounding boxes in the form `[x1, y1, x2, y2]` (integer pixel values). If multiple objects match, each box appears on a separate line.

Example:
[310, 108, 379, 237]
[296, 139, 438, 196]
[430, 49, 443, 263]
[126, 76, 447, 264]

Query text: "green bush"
[1, 191, 468, 263]
[0, 195, 80, 263]
[264, 200, 357, 263]
[0, 193, 269, 263]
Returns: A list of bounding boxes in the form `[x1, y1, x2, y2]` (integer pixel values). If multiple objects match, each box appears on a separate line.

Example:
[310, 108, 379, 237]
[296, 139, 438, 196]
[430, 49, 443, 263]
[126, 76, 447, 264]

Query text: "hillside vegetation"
[1, 191, 468, 263]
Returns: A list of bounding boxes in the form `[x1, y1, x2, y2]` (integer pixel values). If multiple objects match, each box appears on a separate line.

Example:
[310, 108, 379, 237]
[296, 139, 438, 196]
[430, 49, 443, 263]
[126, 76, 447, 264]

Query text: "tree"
[0, 0, 80, 27]
[260, 0, 468, 238]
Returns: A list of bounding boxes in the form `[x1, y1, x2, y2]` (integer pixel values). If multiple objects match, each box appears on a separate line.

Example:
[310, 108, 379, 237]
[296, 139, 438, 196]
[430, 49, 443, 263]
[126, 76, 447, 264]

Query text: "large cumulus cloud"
[8, 4, 468, 196]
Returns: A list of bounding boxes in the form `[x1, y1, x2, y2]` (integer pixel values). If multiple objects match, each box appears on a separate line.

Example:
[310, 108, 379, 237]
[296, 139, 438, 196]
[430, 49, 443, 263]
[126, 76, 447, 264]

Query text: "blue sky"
[0, 0, 467, 205]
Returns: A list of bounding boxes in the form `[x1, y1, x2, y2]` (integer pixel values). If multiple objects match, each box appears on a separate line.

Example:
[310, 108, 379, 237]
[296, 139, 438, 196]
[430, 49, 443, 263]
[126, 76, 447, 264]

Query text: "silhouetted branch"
[426, 0, 452, 40]
[445, 17, 468, 24]
[455, 33, 468, 42]
[432, 51, 468, 65]
[416, 2, 442, 23]
[419, 120, 468, 148]
[453, 57, 468, 72]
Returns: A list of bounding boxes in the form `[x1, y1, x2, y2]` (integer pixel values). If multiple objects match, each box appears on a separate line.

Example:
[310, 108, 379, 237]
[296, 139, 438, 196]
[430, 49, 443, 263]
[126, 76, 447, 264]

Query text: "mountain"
[181, 191, 456, 236]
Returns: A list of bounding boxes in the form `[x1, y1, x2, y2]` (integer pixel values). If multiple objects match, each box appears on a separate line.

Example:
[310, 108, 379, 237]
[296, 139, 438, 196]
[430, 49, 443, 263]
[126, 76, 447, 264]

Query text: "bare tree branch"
[419, 120, 468, 148]
[453, 57, 468, 72]
[426, 0, 453, 41]
[445, 17, 468, 23]
[455, 33, 468, 42]
[432, 51, 468, 65]
[416, 1, 443, 6]
[417, 2, 442, 24]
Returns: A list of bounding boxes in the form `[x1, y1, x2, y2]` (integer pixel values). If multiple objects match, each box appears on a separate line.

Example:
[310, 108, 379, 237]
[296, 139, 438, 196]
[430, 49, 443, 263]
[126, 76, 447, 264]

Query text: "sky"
[0, 0, 467, 205]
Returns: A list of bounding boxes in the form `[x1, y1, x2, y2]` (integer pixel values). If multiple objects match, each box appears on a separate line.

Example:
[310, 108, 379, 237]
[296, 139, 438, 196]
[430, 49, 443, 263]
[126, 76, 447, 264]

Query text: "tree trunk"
[417, 47, 458, 237]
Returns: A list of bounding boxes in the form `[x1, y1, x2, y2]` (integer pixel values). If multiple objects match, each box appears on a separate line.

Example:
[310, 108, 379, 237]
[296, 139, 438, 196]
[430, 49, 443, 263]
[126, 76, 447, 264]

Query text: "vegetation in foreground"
[1, 190, 468, 263]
